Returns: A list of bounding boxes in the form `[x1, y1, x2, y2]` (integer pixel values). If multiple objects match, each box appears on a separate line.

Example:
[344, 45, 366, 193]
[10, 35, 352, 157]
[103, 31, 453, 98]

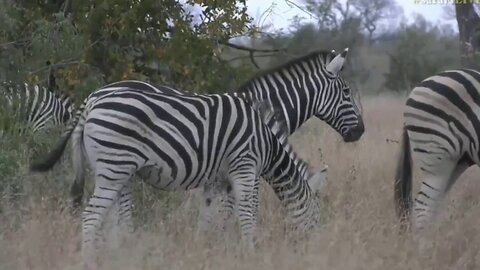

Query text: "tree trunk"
[455, 3, 480, 68]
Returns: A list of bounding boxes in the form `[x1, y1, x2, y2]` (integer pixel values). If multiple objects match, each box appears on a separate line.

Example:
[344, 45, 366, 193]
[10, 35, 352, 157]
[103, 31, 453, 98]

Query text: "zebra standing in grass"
[0, 81, 75, 133]
[395, 68, 480, 231]
[30, 88, 329, 269]
[64, 48, 364, 230]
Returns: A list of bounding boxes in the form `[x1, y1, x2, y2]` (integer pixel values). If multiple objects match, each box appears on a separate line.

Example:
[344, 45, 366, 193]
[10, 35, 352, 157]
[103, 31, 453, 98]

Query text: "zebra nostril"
[205, 198, 212, 206]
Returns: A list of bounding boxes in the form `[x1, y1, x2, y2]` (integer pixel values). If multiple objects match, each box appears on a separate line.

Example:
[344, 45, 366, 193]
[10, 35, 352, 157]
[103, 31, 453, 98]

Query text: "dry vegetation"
[1, 95, 480, 270]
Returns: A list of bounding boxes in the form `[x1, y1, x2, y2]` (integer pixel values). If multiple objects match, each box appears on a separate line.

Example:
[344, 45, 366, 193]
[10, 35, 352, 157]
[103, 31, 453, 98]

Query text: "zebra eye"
[342, 88, 350, 96]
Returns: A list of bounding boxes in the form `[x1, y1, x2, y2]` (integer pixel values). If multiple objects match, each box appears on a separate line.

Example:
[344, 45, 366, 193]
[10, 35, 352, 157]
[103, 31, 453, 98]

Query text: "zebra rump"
[394, 68, 480, 231]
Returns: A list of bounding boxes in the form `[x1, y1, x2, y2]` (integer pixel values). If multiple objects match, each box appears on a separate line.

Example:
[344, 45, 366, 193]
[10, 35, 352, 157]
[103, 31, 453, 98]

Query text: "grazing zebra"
[0, 81, 75, 133]
[64, 47, 364, 230]
[395, 68, 480, 231]
[30, 88, 328, 269]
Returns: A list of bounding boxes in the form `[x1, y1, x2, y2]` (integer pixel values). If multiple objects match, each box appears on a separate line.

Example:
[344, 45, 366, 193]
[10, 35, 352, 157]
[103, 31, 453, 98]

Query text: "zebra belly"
[136, 165, 208, 191]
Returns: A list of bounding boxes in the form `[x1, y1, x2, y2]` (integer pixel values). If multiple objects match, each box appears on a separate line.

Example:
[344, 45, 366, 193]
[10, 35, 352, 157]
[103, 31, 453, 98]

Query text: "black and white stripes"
[31, 89, 327, 268]
[64, 48, 364, 230]
[1, 81, 75, 133]
[395, 68, 480, 231]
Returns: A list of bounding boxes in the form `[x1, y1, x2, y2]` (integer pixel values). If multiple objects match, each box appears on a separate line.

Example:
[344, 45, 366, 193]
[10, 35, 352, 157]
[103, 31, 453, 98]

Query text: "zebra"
[63, 47, 364, 230]
[198, 102, 328, 231]
[30, 88, 329, 269]
[395, 68, 480, 232]
[0, 81, 75, 133]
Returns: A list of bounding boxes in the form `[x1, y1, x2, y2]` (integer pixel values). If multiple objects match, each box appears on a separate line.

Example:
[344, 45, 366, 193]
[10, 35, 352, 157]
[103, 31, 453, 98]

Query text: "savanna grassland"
[1, 95, 479, 270]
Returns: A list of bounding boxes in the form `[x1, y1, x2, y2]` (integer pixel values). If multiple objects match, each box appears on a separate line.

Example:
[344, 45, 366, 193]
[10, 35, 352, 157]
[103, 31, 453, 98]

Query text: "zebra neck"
[233, 83, 316, 135]
[265, 149, 319, 227]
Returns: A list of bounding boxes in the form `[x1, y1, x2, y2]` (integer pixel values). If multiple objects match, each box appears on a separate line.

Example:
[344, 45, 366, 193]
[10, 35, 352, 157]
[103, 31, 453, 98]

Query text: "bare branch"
[218, 41, 286, 53]
[0, 38, 30, 50]
[255, 2, 276, 31]
[28, 59, 80, 75]
[249, 52, 260, 69]
[285, 0, 319, 20]
[218, 41, 286, 69]
[225, 53, 280, 63]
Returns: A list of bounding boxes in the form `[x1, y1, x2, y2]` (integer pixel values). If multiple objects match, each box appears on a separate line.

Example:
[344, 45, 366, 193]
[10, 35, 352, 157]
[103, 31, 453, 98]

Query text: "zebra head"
[316, 48, 364, 142]
[59, 93, 75, 124]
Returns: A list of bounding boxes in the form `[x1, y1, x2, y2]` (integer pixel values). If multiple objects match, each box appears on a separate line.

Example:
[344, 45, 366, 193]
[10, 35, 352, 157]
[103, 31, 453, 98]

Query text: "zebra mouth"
[342, 119, 365, 142]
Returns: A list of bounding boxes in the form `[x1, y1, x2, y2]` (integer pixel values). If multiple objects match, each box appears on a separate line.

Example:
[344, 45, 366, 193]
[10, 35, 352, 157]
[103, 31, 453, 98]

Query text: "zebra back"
[396, 68, 480, 231]
[0, 81, 75, 133]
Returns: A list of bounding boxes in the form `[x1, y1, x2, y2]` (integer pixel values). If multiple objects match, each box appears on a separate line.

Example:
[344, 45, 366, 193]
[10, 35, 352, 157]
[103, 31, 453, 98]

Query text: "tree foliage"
[254, 1, 461, 94]
[383, 16, 460, 92]
[0, 0, 256, 100]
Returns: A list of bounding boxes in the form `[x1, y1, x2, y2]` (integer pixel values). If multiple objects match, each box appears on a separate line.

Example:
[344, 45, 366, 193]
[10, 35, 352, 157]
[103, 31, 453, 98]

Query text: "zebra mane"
[234, 49, 339, 94]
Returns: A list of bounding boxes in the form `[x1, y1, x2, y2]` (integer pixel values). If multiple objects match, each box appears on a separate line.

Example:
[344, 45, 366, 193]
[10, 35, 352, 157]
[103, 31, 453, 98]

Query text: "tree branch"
[218, 41, 286, 53]
[28, 59, 81, 75]
[218, 41, 286, 69]
[226, 53, 279, 64]
[285, 0, 318, 20]
[0, 38, 30, 49]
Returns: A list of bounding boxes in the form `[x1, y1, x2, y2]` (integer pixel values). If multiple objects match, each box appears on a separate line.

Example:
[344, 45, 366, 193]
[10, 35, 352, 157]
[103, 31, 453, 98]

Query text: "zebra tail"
[394, 126, 413, 231]
[30, 130, 72, 172]
[30, 105, 84, 172]
[70, 119, 86, 211]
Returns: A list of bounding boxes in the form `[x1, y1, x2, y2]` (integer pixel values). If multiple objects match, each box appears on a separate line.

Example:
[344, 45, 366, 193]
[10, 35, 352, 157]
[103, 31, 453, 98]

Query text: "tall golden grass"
[1, 95, 479, 270]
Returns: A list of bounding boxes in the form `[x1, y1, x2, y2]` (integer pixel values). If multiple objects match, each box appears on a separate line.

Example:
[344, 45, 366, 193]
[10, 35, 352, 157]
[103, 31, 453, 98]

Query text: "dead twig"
[0, 38, 30, 49]
[226, 53, 279, 63]
[285, 0, 318, 20]
[28, 59, 80, 75]
[218, 41, 287, 69]
[218, 41, 285, 53]
[386, 138, 399, 144]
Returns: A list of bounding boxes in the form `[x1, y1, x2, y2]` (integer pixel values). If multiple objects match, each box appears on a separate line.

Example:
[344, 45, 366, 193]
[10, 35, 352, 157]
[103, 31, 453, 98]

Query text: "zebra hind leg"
[229, 168, 259, 250]
[106, 178, 135, 248]
[250, 179, 260, 231]
[117, 178, 135, 233]
[82, 169, 134, 270]
[413, 158, 468, 232]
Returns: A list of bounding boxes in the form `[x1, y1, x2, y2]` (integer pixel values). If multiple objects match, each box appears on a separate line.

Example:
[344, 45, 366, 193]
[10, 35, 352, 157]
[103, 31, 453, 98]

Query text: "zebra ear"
[307, 165, 328, 194]
[326, 48, 348, 75]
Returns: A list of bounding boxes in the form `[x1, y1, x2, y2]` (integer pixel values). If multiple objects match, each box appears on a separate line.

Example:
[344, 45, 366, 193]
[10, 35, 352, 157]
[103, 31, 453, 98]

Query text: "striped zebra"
[0, 81, 75, 133]
[30, 88, 328, 269]
[64, 48, 364, 230]
[395, 68, 480, 231]
[198, 102, 328, 231]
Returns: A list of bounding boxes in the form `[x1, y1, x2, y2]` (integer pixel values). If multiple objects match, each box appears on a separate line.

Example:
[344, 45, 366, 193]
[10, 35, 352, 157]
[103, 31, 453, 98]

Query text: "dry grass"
[1, 95, 480, 270]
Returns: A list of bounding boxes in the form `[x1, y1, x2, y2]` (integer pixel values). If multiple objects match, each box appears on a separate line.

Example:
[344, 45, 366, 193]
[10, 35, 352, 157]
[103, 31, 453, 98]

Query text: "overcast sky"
[245, 0, 456, 31]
